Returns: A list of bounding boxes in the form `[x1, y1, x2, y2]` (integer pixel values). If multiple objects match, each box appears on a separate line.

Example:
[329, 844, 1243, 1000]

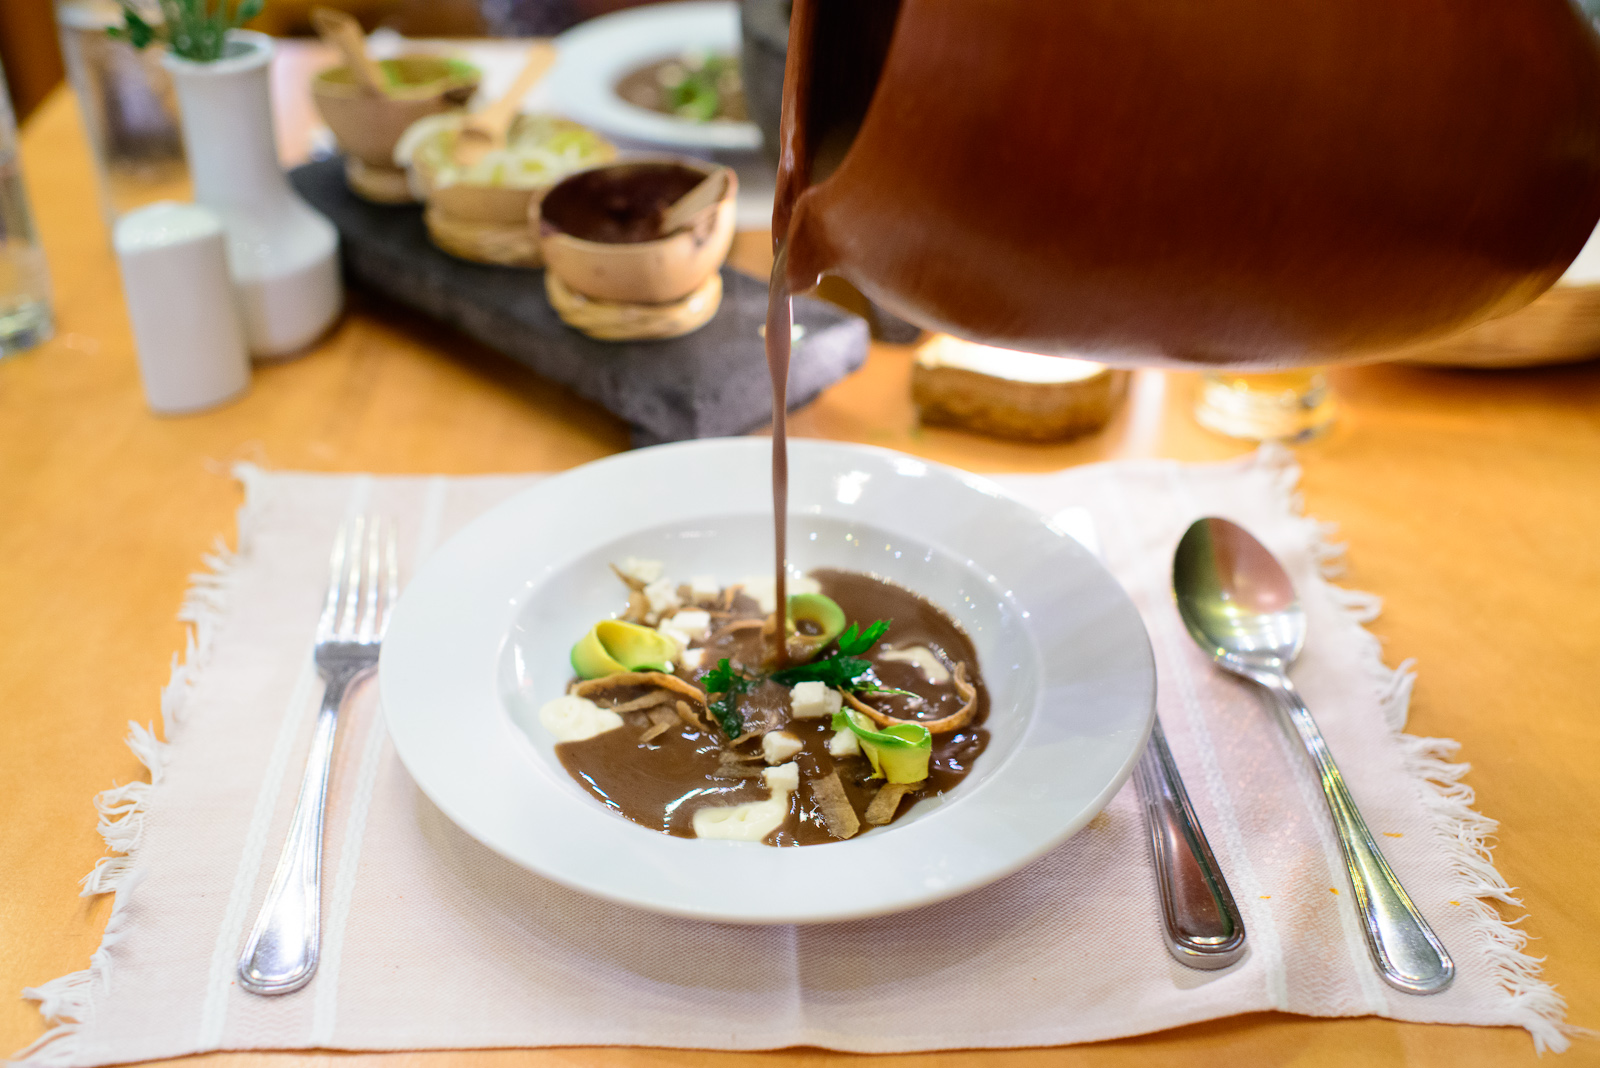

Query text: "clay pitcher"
[774, 0, 1600, 367]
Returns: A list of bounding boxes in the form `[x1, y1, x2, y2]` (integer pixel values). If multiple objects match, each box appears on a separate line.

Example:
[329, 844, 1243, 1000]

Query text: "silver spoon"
[1172, 517, 1454, 995]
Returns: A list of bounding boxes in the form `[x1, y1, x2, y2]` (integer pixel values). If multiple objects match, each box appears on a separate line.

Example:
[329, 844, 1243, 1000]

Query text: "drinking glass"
[55, 0, 189, 225]
[0, 57, 53, 357]
[1193, 369, 1336, 442]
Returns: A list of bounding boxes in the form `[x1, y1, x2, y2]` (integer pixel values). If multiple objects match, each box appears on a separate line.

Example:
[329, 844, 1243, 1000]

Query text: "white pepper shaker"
[114, 202, 251, 414]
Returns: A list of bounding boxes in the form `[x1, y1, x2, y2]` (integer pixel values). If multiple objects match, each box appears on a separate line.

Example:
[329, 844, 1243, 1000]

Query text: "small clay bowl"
[539, 160, 738, 304]
[395, 113, 616, 267]
[312, 56, 479, 203]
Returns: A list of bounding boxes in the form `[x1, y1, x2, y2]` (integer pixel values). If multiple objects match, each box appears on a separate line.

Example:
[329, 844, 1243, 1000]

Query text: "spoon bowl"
[1173, 517, 1305, 675]
[1172, 516, 1454, 995]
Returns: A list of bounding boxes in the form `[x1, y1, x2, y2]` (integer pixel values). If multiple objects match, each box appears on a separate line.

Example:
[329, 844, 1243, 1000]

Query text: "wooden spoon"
[656, 167, 731, 236]
[310, 7, 389, 96]
[451, 42, 558, 169]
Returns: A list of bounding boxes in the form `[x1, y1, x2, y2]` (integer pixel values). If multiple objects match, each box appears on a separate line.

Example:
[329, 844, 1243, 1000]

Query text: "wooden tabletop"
[4, 60, 1599, 1068]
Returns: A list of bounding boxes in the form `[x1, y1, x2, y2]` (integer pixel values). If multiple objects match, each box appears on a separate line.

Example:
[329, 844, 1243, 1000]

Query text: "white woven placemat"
[16, 447, 1571, 1065]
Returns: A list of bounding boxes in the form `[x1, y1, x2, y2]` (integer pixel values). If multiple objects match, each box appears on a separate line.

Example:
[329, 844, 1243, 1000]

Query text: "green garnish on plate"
[770, 619, 914, 697]
[701, 657, 753, 738]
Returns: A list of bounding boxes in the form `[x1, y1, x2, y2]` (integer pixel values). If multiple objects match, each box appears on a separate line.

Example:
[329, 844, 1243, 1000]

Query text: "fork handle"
[237, 668, 366, 995]
[1254, 672, 1454, 994]
[1133, 716, 1247, 968]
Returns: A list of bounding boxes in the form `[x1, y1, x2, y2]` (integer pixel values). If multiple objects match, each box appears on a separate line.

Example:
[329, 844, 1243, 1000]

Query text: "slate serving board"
[290, 159, 869, 445]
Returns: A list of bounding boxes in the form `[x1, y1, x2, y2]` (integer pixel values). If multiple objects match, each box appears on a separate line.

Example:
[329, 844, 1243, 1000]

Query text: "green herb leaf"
[117, 8, 156, 49]
[770, 654, 870, 689]
[700, 657, 752, 738]
[770, 618, 896, 692]
[837, 619, 890, 656]
[856, 682, 918, 698]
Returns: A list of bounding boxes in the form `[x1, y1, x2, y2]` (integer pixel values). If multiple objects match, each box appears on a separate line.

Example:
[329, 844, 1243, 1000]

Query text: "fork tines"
[319, 515, 399, 644]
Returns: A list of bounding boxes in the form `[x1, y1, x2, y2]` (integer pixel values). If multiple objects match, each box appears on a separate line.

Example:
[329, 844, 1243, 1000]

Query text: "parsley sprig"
[700, 658, 752, 737]
[769, 619, 914, 697]
[698, 620, 915, 737]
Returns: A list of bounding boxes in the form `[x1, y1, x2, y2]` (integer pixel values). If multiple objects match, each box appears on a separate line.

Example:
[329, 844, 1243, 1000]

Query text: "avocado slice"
[832, 708, 932, 784]
[786, 592, 847, 660]
[571, 619, 678, 679]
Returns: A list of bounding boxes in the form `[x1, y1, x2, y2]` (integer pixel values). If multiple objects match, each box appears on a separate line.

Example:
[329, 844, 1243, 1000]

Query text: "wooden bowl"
[1393, 281, 1600, 368]
[539, 160, 737, 304]
[311, 56, 478, 183]
[395, 113, 616, 267]
[911, 335, 1130, 441]
[545, 270, 723, 341]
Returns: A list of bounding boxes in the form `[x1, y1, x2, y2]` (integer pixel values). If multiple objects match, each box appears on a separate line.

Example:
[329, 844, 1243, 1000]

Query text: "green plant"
[109, 0, 265, 63]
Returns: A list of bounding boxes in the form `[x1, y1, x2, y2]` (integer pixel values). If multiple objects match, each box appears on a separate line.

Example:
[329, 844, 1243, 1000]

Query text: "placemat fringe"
[13, 871, 143, 1067]
[14, 506, 249, 1066]
[1290, 461, 1577, 1054]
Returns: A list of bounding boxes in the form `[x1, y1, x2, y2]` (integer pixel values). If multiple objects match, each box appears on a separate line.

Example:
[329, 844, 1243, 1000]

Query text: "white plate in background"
[543, 1, 762, 151]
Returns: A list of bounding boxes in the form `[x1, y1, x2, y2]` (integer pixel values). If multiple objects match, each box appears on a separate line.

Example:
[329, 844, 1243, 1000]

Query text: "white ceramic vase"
[164, 31, 341, 358]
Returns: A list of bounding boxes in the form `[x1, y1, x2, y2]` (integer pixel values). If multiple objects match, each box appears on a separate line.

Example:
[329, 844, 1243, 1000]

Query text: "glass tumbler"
[1193, 369, 1336, 442]
[0, 57, 53, 358]
[55, 0, 188, 224]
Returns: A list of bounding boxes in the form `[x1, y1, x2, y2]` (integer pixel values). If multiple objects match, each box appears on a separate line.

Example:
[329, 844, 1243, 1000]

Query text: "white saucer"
[379, 439, 1155, 924]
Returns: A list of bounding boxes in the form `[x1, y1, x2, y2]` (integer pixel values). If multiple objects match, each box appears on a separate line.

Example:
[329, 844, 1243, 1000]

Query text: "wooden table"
[4, 61, 1599, 1068]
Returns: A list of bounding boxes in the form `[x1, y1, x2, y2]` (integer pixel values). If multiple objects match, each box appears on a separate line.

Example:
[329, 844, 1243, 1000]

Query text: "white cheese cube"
[657, 609, 712, 661]
[689, 575, 721, 603]
[617, 557, 664, 585]
[762, 730, 804, 764]
[642, 577, 681, 620]
[789, 681, 844, 719]
[669, 609, 710, 641]
[763, 761, 800, 792]
[679, 647, 706, 672]
[827, 728, 861, 758]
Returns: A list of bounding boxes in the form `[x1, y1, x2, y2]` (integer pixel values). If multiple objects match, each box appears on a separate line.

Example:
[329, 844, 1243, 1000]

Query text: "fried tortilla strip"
[606, 690, 676, 714]
[712, 749, 766, 779]
[809, 770, 861, 839]
[609, 563, 652, 622]
[845, 661, 978, 735]
[707, 617, 764, 644]
[574, 671, 706, 706]
[864, 780, 924, 825]
[639, 706, 679, 744]
[711, 764, 767, 780]
[675, 700, 702, 729]
[609, 563, 647, 590]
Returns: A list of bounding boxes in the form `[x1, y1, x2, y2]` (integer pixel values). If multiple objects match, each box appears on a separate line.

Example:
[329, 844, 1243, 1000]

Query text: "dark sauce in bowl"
[556, 569, 990, 846]
[540, 162, 707, 244]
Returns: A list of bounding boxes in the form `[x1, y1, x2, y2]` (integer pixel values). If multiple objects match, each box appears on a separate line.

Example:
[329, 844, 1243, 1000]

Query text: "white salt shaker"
[114, 202, 251, 414]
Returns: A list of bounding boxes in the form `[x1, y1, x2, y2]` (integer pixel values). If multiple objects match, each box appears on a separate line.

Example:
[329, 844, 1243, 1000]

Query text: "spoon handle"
[1133, 716, 1248, 968]
[1259, 676, 1455, 994]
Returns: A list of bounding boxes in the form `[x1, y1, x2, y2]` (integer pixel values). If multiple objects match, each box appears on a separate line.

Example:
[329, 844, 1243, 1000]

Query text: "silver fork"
[238, 515, 398, 995]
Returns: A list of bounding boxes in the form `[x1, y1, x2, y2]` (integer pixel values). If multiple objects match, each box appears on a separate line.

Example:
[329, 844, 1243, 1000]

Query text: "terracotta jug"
[774, 0, 1600, 367]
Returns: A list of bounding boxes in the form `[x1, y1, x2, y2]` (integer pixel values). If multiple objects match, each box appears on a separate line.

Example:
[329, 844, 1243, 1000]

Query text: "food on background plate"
[393, 113, 615, 267]
[615, 52, 747, 123]
[537, 560, 989, 846]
